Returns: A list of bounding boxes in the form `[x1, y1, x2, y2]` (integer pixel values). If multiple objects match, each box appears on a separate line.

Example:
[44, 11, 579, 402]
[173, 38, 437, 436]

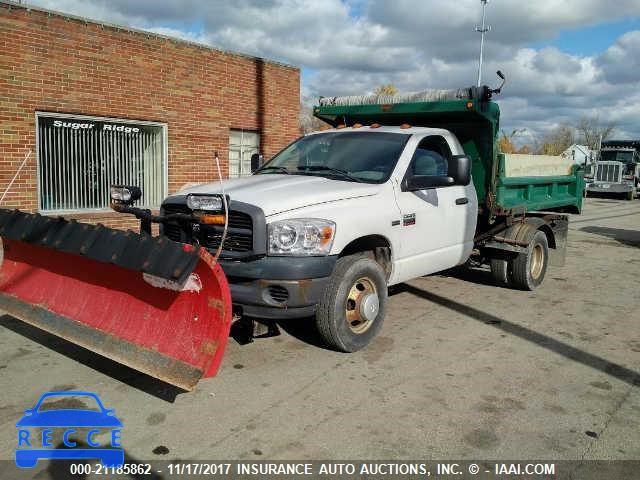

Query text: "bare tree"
[575, 116, 616, 150]
[538, 125, 575, 155]
[299, 101, 326, 134]
[373, 84, 398, 96]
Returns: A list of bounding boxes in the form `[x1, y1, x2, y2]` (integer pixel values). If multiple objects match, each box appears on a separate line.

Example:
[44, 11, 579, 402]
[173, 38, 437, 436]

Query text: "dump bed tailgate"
[495, 153, 584, 213]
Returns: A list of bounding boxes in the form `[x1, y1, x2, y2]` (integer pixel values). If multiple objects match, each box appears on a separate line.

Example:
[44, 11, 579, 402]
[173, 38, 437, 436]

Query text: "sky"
[26, 0, 640, 145]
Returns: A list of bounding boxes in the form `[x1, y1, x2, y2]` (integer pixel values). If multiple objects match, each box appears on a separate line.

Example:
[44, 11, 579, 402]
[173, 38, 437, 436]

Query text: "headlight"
[186, 194, 223, 211]
[268, 219, 336, 256]
[110, 185, 141, 205]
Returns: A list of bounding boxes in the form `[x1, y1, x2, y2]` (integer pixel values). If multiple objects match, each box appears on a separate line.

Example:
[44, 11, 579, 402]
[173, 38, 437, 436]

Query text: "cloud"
[598, 30, 640, 84]
[24, 0, 640, 139]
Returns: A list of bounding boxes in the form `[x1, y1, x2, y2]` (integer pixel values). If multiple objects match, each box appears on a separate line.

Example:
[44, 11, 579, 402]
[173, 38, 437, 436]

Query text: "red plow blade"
[0, 209, 232, 391]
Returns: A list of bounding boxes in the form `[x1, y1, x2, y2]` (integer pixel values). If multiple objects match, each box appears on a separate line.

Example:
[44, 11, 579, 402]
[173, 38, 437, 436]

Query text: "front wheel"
[511, 230, 549, 290]
[315, 254, 387, 352]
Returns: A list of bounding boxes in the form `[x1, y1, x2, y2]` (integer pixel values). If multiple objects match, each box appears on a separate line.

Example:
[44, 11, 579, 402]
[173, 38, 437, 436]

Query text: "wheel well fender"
[490, 218, 555, 253]
[339, 235, 392, 279]
[536, 224, 556, 249]
[520, 217, 556, 249]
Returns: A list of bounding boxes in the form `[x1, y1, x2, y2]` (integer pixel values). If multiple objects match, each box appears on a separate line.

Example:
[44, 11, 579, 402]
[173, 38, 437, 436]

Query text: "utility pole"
[475, 0, 491, 87]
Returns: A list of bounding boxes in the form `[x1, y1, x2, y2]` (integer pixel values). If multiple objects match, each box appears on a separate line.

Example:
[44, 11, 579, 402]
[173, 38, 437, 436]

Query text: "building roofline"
[565, 144, 590, 154]
[0, 0, 299, 71]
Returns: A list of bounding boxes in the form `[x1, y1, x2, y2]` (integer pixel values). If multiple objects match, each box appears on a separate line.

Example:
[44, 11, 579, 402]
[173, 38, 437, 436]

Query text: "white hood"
[172, 174, 381, 216]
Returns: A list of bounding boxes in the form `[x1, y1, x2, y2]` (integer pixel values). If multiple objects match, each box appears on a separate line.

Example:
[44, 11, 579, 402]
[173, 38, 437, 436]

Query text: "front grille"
[595, 163, 621, 182]
[162, 203, 253, 254]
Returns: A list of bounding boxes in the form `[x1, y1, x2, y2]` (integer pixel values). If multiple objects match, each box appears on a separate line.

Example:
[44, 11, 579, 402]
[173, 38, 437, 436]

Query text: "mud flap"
[0, 209, 232, 391]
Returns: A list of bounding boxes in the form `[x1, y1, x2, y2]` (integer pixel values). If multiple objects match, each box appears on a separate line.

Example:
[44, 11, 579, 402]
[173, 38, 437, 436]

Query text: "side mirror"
[402, 155, 471, 191]
[448, 154, 471, 186]
[251, 153, 263, 172]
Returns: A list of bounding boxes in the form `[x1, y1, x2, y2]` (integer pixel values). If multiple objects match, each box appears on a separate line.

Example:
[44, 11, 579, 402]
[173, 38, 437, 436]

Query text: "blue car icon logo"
[15, 391, 124, 468]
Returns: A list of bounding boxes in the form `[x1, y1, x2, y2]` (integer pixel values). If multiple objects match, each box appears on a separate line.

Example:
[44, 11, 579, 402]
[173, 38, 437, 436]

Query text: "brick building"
[0, 1, 300, 229]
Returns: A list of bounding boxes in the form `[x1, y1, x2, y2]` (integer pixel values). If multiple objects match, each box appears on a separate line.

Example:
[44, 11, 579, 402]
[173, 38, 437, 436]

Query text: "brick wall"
[0, 2, 300, 230]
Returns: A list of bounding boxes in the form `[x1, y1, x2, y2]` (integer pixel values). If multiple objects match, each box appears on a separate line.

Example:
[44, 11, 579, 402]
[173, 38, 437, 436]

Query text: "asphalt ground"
[0, 196, 638, 477]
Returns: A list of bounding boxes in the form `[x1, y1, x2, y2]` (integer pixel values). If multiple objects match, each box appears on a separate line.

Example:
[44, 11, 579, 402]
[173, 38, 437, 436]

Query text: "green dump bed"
[496, 153, 584, 214]
[314, 87, 584, 216]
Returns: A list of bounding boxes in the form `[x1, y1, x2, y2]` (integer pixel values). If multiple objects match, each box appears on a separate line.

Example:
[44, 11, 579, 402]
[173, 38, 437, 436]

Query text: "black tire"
[490, 257, 511, 287]
[511, 230, 549, 290]
[626, 190, 635, 201]
[315, 254, 387, 352]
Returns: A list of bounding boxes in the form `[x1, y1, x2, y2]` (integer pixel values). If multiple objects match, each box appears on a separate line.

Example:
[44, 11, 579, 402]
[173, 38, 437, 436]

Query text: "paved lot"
[0, 198, 638, 472]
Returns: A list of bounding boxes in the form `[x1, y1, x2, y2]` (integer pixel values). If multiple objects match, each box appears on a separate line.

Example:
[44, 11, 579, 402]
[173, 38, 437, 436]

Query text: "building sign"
[52, 119, 141, 134]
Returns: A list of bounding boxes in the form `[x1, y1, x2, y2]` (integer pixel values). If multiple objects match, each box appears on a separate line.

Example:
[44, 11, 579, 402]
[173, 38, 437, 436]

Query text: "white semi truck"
[587, 140, 639, 200]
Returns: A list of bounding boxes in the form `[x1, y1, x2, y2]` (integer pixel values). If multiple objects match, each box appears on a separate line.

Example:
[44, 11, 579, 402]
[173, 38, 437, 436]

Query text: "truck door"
[392, 135, 477, 283]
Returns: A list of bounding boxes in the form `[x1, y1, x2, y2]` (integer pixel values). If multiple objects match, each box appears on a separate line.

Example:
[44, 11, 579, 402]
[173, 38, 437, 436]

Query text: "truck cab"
[588, 141, 639, 200]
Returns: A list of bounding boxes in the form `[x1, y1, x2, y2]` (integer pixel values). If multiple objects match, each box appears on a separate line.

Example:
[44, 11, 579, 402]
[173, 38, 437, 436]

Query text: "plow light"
[110, 185, 141, 205]
[186, 194, 224, 212]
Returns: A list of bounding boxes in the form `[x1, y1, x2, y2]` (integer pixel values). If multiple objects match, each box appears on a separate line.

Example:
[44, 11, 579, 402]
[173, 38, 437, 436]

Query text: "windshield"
[600, 150, 635, 164]
[255, 131, 410, 183]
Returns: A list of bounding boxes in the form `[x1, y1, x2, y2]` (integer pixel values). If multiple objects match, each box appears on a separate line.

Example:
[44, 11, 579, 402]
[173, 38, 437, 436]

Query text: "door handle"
[455, 197, 469, 205]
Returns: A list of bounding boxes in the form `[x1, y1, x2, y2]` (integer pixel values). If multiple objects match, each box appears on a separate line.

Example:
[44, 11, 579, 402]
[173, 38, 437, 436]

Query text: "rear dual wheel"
[490, 230, 549, 290]
[490, 257, 510, 287]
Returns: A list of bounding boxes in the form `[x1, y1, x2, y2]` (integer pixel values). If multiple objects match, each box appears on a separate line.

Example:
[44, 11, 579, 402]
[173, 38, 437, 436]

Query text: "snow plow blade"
[0, 209, 232, 391]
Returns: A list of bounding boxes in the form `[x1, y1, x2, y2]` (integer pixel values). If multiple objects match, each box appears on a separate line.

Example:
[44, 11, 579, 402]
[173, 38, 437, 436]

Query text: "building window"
[229, 130, 260, 178]
[36, 113, 167, 213]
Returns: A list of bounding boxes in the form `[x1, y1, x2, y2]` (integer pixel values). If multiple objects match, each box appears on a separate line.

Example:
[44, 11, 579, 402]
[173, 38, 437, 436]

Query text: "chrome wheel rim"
[531, 243, 544, 279]
[345, 277, 378, 334]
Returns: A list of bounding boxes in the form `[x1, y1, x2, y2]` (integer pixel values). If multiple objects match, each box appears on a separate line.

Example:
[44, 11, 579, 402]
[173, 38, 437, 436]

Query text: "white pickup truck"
[157, 86, 584, 352]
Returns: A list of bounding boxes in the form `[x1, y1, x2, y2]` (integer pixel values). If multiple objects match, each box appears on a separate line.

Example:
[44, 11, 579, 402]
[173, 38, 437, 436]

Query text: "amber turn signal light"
[195, 214, 226, 225]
